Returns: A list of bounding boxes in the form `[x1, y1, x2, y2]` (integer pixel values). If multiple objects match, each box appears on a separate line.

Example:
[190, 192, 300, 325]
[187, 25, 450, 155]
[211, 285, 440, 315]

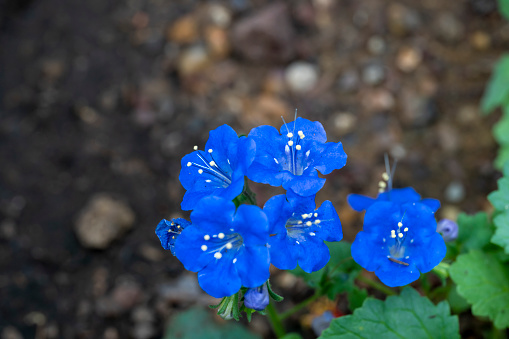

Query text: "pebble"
[469, 0, 497, 15]
[207, 4, 231, 27]
[361, 88, 395, 112]
[470, 31, 491, 50]
[166, 15, 198, 44]
[367, 36, 386, 55]
[387, 3, 421, 36]
[232, 2, 295, 63]
[284, 61, 319, 93]
[396, 47, 422, 73]
[205, 26, 230, 59]
[399, 90, 438, 127]
[445, 181, 465, 203]
[178, 45, 210, 75]
[75, 194, 135, 249]
[1, 327, 23, 339]
[337, 70, 359, 92]
[96, 279, 143, 316]
[362, 63, 385, 85]
[434, 13, 465, 43]
[334, 112, 357, 135]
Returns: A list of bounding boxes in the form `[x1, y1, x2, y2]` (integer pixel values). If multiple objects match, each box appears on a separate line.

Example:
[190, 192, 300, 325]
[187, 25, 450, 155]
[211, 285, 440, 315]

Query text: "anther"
[187, 162, 192, 167]
[214, 252, 222, 259]
[302, 214, 308, 219]
[288, 140, 294, 146]
[298, 131, 305, 139]
[297, 221, 303, 224]
[306, 221, 312, 226]
[208, 149, 213, 153]
[379, 181, 386, 188]
[379, 188, 385, 193]
[226, 242, 232, 249]
[404, 227, 408, 232]
[218, 233, 225, 239]
[398, 233, 403, 238]
[193, 145, 198, 150]
[204, 235, 210, 241]
[198, 169, 203, 174]
[314, 213, 318, 217]
[296, 145, 301, 150]
[309, 232, 316, 236]
[209, 161, 216, 166]
[233, 258, 237, 263]
[398, 222, 403, 227]
[382, 172, 389, 181]
[287, 132, 293, 138]
[315, 220, 321, 224]
[201, 245, 207, 251]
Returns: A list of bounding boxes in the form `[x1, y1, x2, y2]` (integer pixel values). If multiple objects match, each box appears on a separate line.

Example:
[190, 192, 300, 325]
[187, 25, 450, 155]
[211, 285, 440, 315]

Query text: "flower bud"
[244, 283, 269, 311]
[436, 219, 458, 242]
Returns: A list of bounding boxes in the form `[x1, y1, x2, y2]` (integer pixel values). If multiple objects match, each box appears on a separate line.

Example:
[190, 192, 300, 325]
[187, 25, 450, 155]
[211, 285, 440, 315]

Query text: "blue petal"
[280, 117, 327, 143]
[232, 205, 269, 246]
[263, 194, 293, 234]
[284, 172, 326, 197]
[310, 141, 347, 175]
[363, 201, 403, 235]
[286, 190, 316, 211]
[204, 124, 240, 170]
[229, 136, 256, 173]
[314, 200, 343, 242]
[378, 187, 421, 204]
[174, 225, 214, 272]
[268, 235, 298, 270]
[297, 236, 330, 273]
[351, 231, 385, 272]
[421, 198, 441, 212]
[408, 232, 446, 273]
[197, 252, 241, 298]
[400, 202, 438, 236]
[190, 196, 235, 234]
[155, 218, 190, 254]
[247, 162, 294, 188]
[347, 194, 376, 212]
[375, 261, 420, 287]
[235, 245, 270, 288]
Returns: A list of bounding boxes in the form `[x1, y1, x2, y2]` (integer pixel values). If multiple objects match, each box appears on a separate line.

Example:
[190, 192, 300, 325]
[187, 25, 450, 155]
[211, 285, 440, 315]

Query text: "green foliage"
[499, 0, 509, 21]
[280, 334, 304, 339]
[457, 212, 494, 252]
[492, 211, 509, 254]
[481, 55, 509, 115]
[290, 242, 362, 300]
[165, 306, 261, 339]
[488, 165, 509, 211]
[347, 286, 368, 311]
[447, 284, 471, 314]
[319, 287, 459, 339]
[449, 251, 509, 329]
[494, 113, 509, 145]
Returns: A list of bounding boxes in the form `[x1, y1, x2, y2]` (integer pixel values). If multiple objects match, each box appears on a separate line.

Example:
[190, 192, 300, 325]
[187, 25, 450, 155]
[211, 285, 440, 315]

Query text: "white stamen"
[305, 150, 310, 157]
[201, 245, 207, 251]
[296, 241, 300, 244]
[382, 172, 389, 181]
[297, 221, 303, 224]
[398, 233, 403, 238]
[287, 132, 293, 138]
[209, 161, 216, 166]
[193, 145, 198, 150]
[314, 213, 318, 217]
[302, 214, 308, 219]
[226, 242, 232, 249]
[398, 222, 403, 227]
[205, 180, 211, 183]
[288, 140, 294, 146]
[296, 145, 301, 150]
[309, 232, 316, 236]
[315, 220, 321, 224]
[233, 258, 237, 263]
[274, 158, 279, 164]
[306, 221, 312, 226]
[298, 131, 305, 139]
[214, 252, 222, 259]
[379, 181, 386, 188]
[404, 227, 408, 232]
[285, 145, 290, 154]
[218, 233, 225, 239]
[198, 169, 203, 174]
[391, 234, 396, 238]
[208, 149, 213, 153]
[204, 235, 210, 240]
[187, 162, 192, 167]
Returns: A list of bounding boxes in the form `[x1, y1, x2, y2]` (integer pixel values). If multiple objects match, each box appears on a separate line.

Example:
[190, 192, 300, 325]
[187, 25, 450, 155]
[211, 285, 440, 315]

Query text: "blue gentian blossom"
[174, 196, 270, 298]
[263, 191, 343, 272]
[351, 201, 446, 287]
[348, 187, 441, 213]
[436, 219, 458, 242]
[247, 117, 347, 196]
[155, 218, 190, 255]
[179, 124, 256, 211]
[244, 283, 270, 311]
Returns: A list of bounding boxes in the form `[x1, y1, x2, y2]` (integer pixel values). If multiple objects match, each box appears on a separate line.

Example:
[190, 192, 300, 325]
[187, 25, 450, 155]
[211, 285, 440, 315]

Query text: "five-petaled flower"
[179, 124, 256, 211]
[247, 117, 347, 197]
[351, 201, 446, 287]
[263, 191, 343, 272]
[155, 218, 190, 256]
[348, 187, 441, 213]
[174, 196, 270, 298]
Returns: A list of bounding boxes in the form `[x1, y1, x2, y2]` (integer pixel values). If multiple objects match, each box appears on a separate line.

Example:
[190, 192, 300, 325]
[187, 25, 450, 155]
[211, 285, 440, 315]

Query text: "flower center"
[275, 128, 312, 176]
[385, 219, 412, 262]
[186, 148, 232, 187]
[285, 211, 321, 243]
[201, 232, 243, 262]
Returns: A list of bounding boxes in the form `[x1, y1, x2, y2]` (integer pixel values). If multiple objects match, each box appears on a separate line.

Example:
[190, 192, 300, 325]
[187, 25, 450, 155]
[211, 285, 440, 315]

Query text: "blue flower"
[263, 191, 343, 273]
[155, 218, 190, 255]
[247, 117, 347, 197]
[179, 124, 256, 211]
[351, 201, 446, 287]
[174, 196, 270, 298]
[348, 187, 440, 213]
[436, 219, 458, 242]
[244, 283, 269, 311]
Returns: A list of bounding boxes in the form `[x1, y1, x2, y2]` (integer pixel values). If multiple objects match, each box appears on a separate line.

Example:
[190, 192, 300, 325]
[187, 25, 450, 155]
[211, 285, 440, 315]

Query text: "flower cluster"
[348, 172, 446, 287]
[156, 118, 347, 313]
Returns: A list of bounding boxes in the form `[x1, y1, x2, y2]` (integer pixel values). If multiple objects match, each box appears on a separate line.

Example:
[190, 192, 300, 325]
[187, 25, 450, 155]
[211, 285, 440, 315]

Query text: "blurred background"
[0, 0, 507, 338]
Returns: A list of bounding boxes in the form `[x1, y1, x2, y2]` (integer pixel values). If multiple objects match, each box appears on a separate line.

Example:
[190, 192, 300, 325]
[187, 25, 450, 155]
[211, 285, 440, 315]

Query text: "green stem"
[266, 302, 286, 338]
[279, 292, 321, 321]
[357, 274, 397, 296]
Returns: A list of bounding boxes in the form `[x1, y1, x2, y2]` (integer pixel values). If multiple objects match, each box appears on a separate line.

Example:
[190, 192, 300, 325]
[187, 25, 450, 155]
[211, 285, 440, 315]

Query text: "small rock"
[334, 112, 357, 135]
[367, 36, 386, 55]
[387, 3, 421, 36]
[133, 323, 155, 339]
[445, 181, 465, 203]
[232, 2, 295, 63]
[103, 327, 119, 339]
[434, 13, 464, 43]
[437, 123, 460, 152]
[284, 61, 319, 93]
[75, 194, 135, 249]
[132, 306, 155, 323]
[362, 63, 384, 85]
[337, 70, 359, 92]
[1, 327, 23, 339]
[399, 89, 438, 127]
[41, 59, 65, 82]
[470, 31, 491, 50]
[205, 26, 230, 59]
[469, 0, 497, 15]
[207, 4, 232, 27]
[177, 45, 210, 75]
[361, 88, 395, 112]
[157, 274, 213, 305]
[396, 47, 422, 73]
[166, 15, 198, 44]
[96, 279, 143, 317]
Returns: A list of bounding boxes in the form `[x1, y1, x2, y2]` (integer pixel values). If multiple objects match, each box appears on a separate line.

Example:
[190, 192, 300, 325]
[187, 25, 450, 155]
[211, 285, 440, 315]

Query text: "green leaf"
[488, 176, 509, 211]
[319, 287, 459, 339]
[499, 0, 509, 21]
[495, 146, 509, 170]
[347, 286, 368, 311]
[492, 211, 509, 253]
[290, 242, 360, 300]
[164, 306, 261, 339]
[481, 55, 509, 114]
[494, 114, 509, 145]
[280, 334, 304, 339]
[455, 212, 494, 253]
[447, 284, 471, 314]
[449, 251, 509, 329]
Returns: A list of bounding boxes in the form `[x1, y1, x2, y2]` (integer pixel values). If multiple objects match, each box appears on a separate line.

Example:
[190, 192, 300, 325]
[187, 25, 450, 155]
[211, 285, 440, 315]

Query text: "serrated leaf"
[499, 0, 509, 21]
[481, 55, 509, 114]
[449, 251, 509, 329]
[319, 287, 459, 339]
[290, 242, 360, 299]
[492, 210, 509, 253]
[455, 212, 494, 252]
[165, 306, 261, 339]
[488, 176, 509, 211]
[495, 146, 509, 170]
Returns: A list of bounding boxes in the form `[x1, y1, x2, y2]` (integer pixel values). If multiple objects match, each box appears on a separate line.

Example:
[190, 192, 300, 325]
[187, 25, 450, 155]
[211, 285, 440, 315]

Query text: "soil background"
[0, 0, 507, 338]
